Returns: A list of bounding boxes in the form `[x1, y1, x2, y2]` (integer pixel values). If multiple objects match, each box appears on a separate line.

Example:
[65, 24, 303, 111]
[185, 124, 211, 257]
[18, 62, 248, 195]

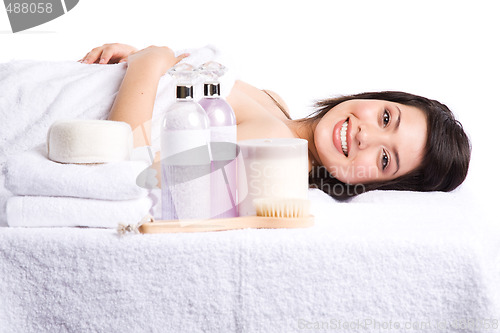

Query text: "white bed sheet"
[1, 188, 498, 333]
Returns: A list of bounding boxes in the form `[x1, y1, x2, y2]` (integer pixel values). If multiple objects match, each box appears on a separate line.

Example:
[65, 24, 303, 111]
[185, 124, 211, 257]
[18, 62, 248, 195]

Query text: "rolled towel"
[5, 145, 149, 200]
[6, 196, 152, 228]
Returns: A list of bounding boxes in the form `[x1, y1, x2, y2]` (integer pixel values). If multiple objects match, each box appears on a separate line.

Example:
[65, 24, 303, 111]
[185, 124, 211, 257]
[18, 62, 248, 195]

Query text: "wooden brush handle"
[139, 215, 314, 234]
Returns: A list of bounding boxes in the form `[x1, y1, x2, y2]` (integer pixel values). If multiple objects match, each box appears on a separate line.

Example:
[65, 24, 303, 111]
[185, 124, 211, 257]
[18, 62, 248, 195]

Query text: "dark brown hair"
[299, 91, 471, 200]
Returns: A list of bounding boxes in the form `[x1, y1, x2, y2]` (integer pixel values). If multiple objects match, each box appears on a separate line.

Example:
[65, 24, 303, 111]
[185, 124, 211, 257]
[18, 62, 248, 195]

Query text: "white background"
[1, 0, 498, 207]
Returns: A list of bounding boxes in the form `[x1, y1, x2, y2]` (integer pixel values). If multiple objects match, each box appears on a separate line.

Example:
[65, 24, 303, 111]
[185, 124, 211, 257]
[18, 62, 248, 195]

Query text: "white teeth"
[340, 120, 348, 156]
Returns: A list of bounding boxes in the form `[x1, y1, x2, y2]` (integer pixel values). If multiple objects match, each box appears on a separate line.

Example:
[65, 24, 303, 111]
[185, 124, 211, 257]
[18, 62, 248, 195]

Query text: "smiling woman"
[311, 99, 427, 184]
[82, 43, 471, 201]
[295, 91, 471, 200]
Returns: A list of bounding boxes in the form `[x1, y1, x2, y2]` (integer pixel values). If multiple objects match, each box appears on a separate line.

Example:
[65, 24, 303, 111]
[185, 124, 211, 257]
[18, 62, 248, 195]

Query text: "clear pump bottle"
[161, 63, 211, 220]
[198, 62, 238, 218]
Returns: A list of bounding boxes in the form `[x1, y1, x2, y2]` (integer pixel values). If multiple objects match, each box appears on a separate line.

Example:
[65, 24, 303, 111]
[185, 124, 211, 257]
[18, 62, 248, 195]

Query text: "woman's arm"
[108, 50, 165, 147]
[110, 46, 188, 147]
[80, 44, 188, 147]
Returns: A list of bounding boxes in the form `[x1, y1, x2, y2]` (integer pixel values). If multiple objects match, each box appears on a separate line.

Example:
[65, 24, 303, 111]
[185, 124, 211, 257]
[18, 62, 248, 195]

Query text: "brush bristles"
[253, 198, 310, 218]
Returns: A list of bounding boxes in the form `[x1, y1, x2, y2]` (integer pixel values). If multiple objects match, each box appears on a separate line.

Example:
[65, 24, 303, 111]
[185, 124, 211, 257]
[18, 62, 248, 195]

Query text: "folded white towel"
[6, 196, 152, 228]
[4, 145, 149, 200]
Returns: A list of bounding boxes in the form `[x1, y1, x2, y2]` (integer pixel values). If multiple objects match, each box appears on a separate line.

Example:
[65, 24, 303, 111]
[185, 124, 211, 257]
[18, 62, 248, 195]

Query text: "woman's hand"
[78, 43, 138, 64]
[126, 45, 189, 76]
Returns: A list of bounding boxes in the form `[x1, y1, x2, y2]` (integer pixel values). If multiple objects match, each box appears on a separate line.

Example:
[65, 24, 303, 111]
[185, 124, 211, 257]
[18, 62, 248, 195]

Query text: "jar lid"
[237, 138, 308, 159]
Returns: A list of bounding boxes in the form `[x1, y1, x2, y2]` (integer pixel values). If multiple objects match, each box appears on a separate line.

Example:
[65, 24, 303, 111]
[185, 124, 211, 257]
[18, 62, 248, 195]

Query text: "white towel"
[6, 195, 152, 228]
[0, 45, 233, 225]
[4, 145, 149, 200]
[0, 45, 219, 165]
[0, 191, 497, 332]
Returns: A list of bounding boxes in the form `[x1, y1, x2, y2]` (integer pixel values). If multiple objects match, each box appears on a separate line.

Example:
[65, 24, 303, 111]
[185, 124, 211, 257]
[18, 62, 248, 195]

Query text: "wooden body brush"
[139, 198, 313, 234]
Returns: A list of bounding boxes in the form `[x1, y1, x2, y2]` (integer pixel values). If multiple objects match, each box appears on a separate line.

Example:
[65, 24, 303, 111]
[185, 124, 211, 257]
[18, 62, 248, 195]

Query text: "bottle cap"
[176, 86, 193, 99]
[169, 63, 198, 99]
[204, 83, 220, 96]
[199, 62, 227, 97]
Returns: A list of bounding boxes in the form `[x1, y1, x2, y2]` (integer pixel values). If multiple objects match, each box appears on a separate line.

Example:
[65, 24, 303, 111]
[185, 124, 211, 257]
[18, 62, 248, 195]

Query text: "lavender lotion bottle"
[161, 63, 211, 220]
[198, 62, 238, 218]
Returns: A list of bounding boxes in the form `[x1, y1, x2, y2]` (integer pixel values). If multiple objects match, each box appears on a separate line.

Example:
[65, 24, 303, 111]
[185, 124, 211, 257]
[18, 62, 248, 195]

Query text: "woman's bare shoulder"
[227, 80, 269, 124]
[227, 80, 296, 141]
[227, 80, 290, 123]
[236, 117, 295, 141]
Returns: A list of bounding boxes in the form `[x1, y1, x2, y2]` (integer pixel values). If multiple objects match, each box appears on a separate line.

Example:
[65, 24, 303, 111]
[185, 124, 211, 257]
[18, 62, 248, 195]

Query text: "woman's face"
[312, 99, 427, 184]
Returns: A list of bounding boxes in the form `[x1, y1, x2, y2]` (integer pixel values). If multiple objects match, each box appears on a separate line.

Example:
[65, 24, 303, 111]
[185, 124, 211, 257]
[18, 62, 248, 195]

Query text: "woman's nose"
[355, 124, 369, 149]
[356, 124, 383, 150]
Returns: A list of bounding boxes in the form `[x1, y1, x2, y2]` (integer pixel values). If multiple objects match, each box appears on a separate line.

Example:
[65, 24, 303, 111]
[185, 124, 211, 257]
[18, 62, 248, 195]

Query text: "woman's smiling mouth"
[340, 119, 348, 156]
[333, 117, 350, 157]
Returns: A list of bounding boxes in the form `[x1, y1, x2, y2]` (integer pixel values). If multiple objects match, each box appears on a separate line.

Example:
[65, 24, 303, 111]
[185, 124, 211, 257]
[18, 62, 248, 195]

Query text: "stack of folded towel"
[4, 145, 152, 228]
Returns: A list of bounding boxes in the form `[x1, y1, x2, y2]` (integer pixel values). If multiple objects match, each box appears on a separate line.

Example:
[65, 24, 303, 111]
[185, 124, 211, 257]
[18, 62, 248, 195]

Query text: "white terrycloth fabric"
[0, 45, 218, 163]
[0, 188, 498, 332]
[5, 196, 152, 228]
[4, 145, 148, 201]
[0, 45, 225, 225]
[47, 119, 133, 163]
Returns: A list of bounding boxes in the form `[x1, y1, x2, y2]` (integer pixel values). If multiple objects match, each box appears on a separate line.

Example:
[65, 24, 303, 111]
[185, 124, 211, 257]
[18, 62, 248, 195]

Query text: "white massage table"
[1, 187, 498, 333]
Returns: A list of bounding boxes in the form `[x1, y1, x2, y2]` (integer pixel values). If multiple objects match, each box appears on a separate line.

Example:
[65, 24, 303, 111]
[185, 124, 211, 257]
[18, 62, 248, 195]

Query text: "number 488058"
[6, 2, 53, 14]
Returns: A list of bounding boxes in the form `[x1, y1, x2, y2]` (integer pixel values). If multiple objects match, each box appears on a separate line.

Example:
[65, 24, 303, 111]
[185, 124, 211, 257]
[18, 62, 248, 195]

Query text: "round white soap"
[47, 120, 133, 164]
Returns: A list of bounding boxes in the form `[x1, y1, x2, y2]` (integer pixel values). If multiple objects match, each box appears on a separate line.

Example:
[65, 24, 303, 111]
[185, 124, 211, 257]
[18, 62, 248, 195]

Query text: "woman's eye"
[383, 109, 391, 127]
[381, 150, 389, 170]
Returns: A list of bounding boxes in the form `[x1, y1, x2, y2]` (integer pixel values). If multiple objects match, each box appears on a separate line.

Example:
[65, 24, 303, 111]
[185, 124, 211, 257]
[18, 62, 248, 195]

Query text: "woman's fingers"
[177, 53, 190, 61]
[77, 52, 90, 63]
[79, 45, 188, 66]
[117, 48, 137, 64]
[80, 47, 103, 64]
[78, 53, 88, 62]
[174, 53, 190, 65]
[98, 47, 115, 64]
[79, 44, 138, 64]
